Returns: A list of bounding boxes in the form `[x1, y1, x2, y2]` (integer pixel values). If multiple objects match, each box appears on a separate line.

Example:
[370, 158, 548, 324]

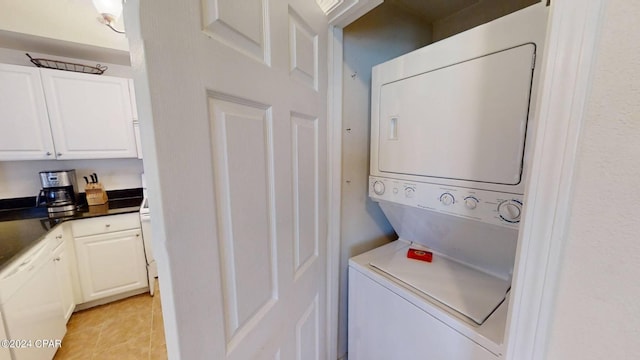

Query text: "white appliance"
[140, 174, 158, 295]
[349, 4, 548, 359]
[0, 239, 66, 360]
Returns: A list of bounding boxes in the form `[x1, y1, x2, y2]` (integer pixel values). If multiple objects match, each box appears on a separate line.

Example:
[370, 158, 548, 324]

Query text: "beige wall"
[545, 1, 640, 359]
[432, 0, 541, 42]
[339, 2, 432, 357]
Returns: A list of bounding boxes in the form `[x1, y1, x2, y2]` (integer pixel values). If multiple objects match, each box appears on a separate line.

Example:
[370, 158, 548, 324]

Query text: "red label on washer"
[407, 248, 433, 262]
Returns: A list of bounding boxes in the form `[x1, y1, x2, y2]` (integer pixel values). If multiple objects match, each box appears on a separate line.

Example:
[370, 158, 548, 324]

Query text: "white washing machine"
[348, 4, 548, 359]
[348, 197, 516, 359]
[349, 240, 510, 360]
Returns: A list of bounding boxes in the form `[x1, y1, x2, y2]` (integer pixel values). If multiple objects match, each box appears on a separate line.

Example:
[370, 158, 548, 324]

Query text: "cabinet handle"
[46, 151, 52, 156]
[57, 152, 62, 157]
[53, 257, 61, 262]
[56, 235, 63, 239]
[136, 233, 140, 237]
[105, 224, 111, 228]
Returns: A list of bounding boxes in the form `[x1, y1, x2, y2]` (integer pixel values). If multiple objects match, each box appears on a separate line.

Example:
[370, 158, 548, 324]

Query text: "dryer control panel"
[369, 176, 523, 229]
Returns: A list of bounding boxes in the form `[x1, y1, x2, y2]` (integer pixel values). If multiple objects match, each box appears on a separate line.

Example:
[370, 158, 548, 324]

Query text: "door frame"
[326, 25, 344, 360]
[502, 1, 605, 358]
[325, 0, 606, 359]
[124, 0, 606, 358]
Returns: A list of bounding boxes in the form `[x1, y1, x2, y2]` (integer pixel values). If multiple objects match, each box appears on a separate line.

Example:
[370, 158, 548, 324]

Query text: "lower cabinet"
[74, 228, 148, 303]
[52, 241, 75, 322]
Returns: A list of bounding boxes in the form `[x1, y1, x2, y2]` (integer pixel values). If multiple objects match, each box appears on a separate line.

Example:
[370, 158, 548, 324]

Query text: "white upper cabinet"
[0, 63, 56, 160]
[40, 69, 137, 159]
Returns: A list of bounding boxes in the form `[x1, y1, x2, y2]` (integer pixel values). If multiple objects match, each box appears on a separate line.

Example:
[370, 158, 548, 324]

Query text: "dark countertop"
[0, 189, 143, 272]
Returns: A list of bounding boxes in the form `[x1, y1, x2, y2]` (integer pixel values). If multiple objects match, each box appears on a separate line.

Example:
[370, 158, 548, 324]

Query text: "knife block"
[85, 183, 108, 206]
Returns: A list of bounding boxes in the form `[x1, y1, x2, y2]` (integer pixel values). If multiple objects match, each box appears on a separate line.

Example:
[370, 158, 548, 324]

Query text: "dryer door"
[377, 43, 535, 186]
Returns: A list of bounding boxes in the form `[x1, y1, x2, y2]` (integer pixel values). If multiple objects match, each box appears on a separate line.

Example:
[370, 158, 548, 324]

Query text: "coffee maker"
[37, 170, 79, 217]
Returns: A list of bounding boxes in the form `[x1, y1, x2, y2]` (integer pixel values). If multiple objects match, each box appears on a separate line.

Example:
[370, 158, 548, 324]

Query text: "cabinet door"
[53, 243, 75, 322]
[128, 79, 143, 159]
[75, 229, 148, 303]
[0, 63, 55, 160]
[40, 69, 137, 159]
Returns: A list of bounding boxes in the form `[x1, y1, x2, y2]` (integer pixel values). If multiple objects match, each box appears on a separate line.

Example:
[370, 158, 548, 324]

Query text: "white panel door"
[0, 63, 55, 160]
[40, 69, 137, 159]
[132, 0, 328, 358]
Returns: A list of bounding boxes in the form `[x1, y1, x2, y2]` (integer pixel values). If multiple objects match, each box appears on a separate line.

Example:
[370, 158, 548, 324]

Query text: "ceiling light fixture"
[92, 0, 125, 34]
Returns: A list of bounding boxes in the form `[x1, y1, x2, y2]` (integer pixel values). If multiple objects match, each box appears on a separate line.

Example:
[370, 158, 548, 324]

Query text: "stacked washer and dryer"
[348, 4, 548, 360]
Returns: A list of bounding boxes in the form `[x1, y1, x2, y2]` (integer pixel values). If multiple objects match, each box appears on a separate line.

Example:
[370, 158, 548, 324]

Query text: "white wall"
[0, 159, 143, 198]
[338, 3, 432, 357]
[545, 1, 640, 359]
[0, 0, 128, 52]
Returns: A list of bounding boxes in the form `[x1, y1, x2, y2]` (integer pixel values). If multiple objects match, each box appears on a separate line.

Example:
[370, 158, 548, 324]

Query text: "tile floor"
[53, 281, 167, 360]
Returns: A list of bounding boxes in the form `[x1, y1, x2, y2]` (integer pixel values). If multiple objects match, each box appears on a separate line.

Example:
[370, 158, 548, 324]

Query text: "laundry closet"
[338, 0, 544, 358]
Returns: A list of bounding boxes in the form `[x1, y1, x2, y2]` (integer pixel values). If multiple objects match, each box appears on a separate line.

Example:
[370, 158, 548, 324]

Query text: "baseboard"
[73, 287, 150, 311]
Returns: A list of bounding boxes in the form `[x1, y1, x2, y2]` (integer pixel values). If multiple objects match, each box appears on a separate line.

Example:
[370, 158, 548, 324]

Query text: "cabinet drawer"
[71, 213, 140, 237]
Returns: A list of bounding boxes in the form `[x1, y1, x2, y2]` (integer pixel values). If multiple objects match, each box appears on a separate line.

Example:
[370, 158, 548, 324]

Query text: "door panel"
[296, 296, 320, 360]
[202, 0, 270, 63]
[289, 7, 318, 89]
[209, 94, 278, 351]
[291, 112, 319, 279]
[133, 0, 328, 358]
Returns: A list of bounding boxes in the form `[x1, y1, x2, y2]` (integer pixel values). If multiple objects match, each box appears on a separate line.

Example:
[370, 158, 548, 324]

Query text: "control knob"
[498, 200, 522, 223]
[440, 193, 455, 206]
[464, 196, 479, 210]
[372, 181, 385, 195]
[404, 187, 415, 198]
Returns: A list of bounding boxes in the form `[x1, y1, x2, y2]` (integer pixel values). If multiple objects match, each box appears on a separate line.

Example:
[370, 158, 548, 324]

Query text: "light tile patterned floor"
[53, 281, 167, 360]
